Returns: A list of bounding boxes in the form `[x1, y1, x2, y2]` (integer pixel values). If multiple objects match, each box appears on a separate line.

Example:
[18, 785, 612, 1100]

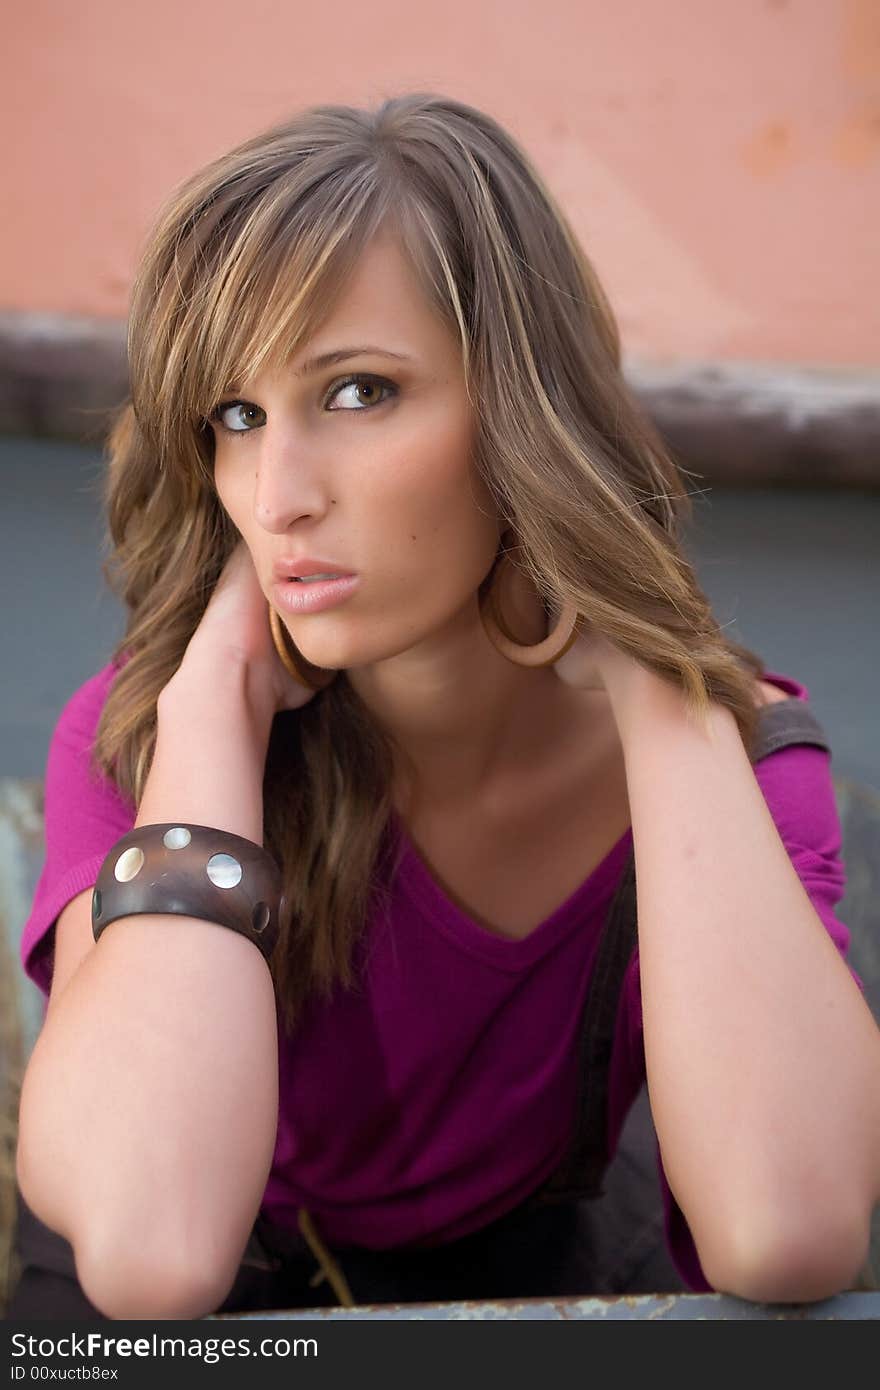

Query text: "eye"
[211, 401, 267, 434]
[209, 373, 396, 438]
[325, 374, 396, 411]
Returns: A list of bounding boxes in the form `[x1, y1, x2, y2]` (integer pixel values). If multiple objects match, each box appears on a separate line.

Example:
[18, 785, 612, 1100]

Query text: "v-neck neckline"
[389, 807, 634, 972]
[383, 670, 807, 971]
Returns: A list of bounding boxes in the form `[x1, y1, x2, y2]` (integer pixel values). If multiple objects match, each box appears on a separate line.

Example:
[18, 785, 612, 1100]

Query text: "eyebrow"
[294, 346, 414, 376]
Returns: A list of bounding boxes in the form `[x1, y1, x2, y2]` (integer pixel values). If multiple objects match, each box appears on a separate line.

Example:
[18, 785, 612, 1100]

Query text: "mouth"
[287, 573, 350, 584]
[271, 573, 361, 615]
[272, 556, 356, 584]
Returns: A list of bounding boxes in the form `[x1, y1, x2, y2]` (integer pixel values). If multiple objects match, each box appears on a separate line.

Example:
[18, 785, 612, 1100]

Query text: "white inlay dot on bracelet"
[114, 846, 144, 881]
[206, 852, 242, 889]
[163, 826, 192, 849]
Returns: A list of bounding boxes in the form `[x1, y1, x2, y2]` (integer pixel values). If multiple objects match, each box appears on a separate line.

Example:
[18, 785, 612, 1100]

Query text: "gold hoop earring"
[268, 603, 337, 691]
[478, 548, 580, 668]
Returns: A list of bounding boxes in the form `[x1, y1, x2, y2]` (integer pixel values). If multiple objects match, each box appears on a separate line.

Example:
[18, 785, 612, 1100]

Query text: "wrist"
[162, 650, 277, 738]
[146, 661, 273, 845]
[605, 660, 721, 748]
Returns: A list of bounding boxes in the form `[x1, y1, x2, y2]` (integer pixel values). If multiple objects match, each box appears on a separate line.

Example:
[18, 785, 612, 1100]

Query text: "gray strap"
[747, 697, 829, 760]
[526, 693, 831, 1207]
[523, 845, 638, 1206]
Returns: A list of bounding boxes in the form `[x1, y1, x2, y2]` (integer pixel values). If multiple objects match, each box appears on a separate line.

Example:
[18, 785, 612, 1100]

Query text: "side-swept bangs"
[127, 153, 441, 486]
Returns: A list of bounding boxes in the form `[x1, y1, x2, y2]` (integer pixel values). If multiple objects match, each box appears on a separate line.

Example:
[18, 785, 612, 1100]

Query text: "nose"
[252, 425, 331, 534]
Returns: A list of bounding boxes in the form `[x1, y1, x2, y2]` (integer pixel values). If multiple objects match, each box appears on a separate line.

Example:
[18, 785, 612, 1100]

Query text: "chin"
[296, 615, 429, 672]
[290, 634, 362, 671]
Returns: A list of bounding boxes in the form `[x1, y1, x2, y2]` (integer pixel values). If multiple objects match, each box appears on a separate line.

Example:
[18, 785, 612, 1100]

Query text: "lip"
[272, 556, 356, 581]
[271, 574, 361, 616]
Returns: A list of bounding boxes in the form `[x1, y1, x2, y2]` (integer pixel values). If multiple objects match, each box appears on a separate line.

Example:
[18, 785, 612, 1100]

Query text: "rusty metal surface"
[208, 1290, 880, 1320]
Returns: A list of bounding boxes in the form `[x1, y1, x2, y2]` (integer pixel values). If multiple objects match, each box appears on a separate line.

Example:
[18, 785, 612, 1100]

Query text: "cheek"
[373, 406, 480, 523]
[211, 449, 230, 505]
[370, 452, 497, 598]
[211, 452, 248, 523]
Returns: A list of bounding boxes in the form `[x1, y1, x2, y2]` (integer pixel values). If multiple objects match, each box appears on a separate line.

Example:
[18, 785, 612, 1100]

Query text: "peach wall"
[5, 0, 878, 364]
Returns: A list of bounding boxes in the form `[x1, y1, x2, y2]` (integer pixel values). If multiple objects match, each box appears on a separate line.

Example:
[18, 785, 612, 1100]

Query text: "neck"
[345, 594, 577, 816]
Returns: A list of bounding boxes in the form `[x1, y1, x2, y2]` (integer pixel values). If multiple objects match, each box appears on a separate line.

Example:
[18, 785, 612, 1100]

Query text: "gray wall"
[1, 435, 878, 792]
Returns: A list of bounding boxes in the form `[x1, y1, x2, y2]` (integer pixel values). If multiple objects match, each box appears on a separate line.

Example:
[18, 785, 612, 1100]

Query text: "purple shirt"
[20, 662, 862, 1293]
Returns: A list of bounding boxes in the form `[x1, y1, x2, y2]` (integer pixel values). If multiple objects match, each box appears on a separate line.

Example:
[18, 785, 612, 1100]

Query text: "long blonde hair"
[92, 92, 767, 1034]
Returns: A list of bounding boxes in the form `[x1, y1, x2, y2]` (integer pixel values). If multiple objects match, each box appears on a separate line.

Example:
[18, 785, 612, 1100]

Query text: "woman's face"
[210, 229, 502, 674]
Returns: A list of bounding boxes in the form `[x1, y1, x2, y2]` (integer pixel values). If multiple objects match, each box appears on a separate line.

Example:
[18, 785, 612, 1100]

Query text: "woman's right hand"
[167, 539, 332, 717]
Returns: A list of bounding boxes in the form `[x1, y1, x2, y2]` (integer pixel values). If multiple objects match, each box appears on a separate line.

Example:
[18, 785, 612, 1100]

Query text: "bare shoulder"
[754, 678, 791, 708]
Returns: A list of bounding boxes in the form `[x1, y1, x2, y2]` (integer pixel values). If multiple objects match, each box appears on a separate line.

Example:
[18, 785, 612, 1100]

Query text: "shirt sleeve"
[616, 739, 863, 1294]
[20, 660, 137, 1001]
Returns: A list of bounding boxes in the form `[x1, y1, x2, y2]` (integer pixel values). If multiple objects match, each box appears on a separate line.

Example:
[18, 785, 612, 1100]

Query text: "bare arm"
[16, 657, 280, 1319]
[603, 661, 880, 1302]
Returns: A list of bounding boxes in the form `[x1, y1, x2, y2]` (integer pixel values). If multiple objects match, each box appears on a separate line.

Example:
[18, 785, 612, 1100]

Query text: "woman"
[10, 92, 879, 1320]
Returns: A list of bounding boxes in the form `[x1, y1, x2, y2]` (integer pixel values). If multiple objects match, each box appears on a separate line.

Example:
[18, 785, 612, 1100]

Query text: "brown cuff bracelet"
[91, 823, 283, 964]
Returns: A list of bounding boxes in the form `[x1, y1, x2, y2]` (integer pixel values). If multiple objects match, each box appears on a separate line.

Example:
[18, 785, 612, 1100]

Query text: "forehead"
[296, 230, 458, 367]
[200, 222, 464, 411]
